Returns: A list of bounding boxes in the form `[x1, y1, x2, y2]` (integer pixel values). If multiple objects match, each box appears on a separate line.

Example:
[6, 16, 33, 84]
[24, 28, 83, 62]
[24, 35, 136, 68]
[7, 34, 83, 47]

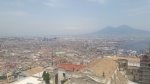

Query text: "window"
[148, 63, 150, 67]
[63, 73, 66, 78]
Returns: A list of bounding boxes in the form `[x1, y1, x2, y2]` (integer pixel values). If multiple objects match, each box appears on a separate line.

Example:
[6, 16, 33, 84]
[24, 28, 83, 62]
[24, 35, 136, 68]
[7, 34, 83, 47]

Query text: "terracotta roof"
[80, 57, 119, 81]
[110, 56, 140, 62]
[54, 58, 64, 62]
[0, 64, 5, 68]
[11, 63, 16, 67]
[25, 66, 44, 76]
[58, 63, 85, 71]
[0, 51, 5, 55]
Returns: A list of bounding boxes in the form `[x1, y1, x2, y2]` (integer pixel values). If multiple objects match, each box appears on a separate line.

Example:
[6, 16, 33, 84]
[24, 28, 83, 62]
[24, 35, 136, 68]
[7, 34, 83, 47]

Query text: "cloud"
[0, 11, 28, 16]
[0, 0, 23, 7]
[124, 6, 150, 16]
[45, 2, 57, 7]
[64, 26, 81, 30]
[44, 0, 63, 7]
[88, 0, 108, 5]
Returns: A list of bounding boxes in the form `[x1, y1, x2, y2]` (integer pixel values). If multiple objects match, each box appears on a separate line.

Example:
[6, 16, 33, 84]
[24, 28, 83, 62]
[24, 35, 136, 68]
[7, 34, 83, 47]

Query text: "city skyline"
[0, 0, 150, 36]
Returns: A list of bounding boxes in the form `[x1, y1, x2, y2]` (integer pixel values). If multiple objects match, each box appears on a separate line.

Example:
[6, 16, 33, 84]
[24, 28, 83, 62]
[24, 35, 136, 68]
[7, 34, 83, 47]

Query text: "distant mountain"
[91, 25, 150, 36]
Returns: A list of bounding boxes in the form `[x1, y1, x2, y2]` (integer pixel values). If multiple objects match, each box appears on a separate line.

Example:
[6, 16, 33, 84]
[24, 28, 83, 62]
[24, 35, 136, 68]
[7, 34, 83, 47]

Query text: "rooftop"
[11, 76, 43, 84]
[110, 56, 140, 62]
[58, 63, 85, 71]
[25, 66, 44, 76]
[80, 57, 119, 81]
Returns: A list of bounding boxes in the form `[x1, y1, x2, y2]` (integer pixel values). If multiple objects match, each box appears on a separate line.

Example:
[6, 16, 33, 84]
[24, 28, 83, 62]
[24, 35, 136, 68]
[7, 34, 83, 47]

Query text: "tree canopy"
[42, 71, 50, 84]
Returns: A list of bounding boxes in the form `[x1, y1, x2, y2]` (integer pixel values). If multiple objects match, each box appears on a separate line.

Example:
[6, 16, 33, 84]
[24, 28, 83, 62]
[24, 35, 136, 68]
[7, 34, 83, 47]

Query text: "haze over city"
[0, 0, 150, 36]
[1, 1, 150, 84]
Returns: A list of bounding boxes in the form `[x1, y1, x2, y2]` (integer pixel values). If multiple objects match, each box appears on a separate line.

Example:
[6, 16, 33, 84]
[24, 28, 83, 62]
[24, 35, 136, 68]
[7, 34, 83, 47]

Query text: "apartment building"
[139, 55, 150, 84]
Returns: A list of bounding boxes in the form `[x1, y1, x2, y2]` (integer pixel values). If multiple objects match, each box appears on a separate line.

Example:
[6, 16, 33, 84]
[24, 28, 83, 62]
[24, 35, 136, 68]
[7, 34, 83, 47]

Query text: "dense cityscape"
[0, 36, 149, 84]
[0, 0, 150, 84]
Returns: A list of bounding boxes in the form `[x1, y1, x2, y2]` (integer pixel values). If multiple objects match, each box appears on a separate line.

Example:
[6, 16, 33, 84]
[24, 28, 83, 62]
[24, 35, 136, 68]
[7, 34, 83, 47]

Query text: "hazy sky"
[0, 0, 150, 36]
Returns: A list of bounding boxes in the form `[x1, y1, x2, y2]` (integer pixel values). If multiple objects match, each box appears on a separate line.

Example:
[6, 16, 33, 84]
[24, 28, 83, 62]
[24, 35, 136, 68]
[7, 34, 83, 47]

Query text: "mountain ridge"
[91, 25, 150, 36]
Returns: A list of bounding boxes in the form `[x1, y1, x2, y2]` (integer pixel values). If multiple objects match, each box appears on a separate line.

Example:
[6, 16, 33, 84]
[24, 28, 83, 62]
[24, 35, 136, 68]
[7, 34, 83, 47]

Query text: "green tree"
[42, 71, 50, 84]
[42, 71, 46, 80]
